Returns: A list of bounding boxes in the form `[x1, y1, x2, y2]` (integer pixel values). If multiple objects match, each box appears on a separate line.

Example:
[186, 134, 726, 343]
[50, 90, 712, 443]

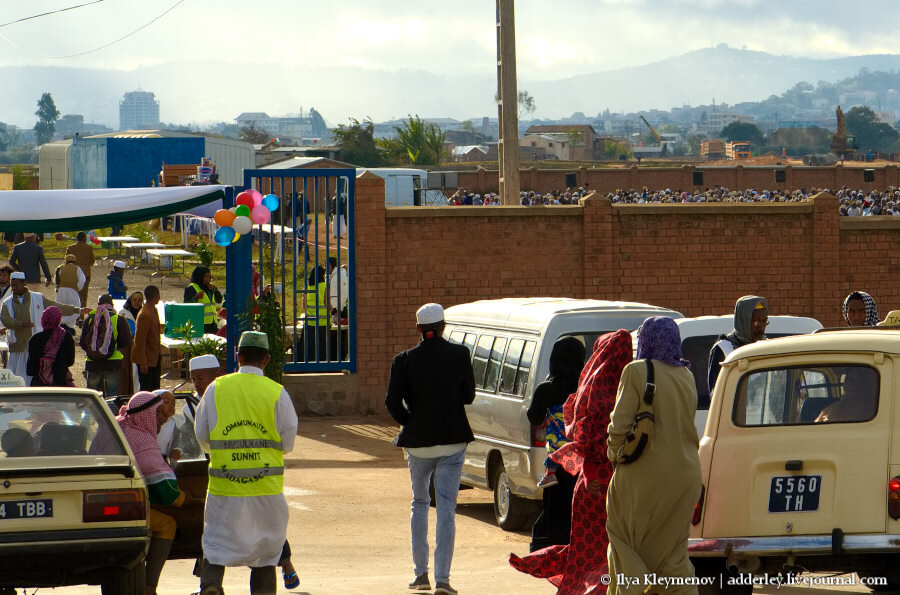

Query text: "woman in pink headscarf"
[118, 391, 190, 595]
[26, 306, 76, 387]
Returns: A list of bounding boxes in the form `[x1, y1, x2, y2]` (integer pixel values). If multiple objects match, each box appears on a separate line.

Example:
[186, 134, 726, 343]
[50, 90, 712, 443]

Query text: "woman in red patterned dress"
[510, 329, 632, 593]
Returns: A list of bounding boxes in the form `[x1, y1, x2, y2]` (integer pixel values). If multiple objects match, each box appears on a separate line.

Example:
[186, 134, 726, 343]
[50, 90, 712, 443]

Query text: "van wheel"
[860, 568, 900, 591]
[491, 463, 529, 531]
[692, 559, 752, 595]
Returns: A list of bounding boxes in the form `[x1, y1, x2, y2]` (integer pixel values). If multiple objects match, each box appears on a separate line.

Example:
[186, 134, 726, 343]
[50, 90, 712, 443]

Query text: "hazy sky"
[3, 0, 900, 124]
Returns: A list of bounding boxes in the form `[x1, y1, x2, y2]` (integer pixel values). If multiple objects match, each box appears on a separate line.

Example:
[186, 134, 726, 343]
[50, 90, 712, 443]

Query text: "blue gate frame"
[225, 168, 356, 373]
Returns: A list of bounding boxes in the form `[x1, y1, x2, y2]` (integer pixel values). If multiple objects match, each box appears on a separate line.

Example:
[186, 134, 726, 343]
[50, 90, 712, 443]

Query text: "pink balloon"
[247, 189, 263, 206]
[251, 204, 270, 224]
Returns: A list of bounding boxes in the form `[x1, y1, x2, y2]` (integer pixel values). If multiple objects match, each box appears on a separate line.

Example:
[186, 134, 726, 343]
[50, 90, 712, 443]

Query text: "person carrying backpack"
[81, 294, 132, 396]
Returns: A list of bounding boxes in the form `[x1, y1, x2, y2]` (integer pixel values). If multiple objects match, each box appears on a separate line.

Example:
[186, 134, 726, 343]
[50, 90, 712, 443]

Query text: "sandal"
[283, 570, 300, 590]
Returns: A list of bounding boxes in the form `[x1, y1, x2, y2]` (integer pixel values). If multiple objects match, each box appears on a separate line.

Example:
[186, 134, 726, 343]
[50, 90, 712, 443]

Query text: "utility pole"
[496, 0, 520, 205]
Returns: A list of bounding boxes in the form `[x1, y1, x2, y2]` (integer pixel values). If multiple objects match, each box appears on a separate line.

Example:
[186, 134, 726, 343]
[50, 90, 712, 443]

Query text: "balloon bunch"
[213, 190, 280, 246]
[88, 230, 101, 245]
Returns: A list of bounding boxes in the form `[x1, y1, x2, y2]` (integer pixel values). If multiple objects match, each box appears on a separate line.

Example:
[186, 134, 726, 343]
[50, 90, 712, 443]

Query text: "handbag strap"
[643, 358, 656, 405]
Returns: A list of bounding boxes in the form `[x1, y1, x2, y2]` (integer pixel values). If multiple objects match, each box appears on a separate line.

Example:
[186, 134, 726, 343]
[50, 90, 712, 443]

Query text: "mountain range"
[4, 45, 900, 130]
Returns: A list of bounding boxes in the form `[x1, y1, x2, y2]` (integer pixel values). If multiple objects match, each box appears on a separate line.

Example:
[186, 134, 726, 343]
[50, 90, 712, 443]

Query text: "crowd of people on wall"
[446, 185, 900, 214]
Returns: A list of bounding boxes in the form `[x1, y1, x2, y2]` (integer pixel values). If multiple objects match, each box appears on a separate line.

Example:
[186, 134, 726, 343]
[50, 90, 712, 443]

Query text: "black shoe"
[435, 583, 458, 595]
[409, 574, 431, 590]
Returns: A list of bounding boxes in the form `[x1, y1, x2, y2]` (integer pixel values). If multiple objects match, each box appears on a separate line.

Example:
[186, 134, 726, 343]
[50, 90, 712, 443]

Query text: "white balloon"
[233, 215, 252, 235]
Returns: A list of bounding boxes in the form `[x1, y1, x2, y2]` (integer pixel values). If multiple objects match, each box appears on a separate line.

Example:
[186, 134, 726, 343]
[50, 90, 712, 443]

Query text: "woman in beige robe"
[606, 316, 701, 595]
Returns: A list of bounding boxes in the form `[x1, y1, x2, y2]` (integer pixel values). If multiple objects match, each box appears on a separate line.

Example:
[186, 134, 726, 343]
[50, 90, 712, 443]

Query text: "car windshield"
[0, 394, 126, 457]
[733, 364, 879, 426]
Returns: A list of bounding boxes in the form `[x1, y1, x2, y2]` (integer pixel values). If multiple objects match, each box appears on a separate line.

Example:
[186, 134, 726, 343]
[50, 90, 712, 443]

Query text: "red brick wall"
[347, 177, 900, 413]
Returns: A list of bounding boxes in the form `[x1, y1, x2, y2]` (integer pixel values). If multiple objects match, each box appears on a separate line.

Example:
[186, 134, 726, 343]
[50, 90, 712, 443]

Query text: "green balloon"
[235, 204, 251, 217]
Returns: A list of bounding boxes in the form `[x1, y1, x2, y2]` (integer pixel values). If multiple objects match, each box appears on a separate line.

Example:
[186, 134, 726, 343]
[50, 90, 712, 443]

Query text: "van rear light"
[889, 477, 900, 520]
[692, 485, 705, 526]
[83, 489, 147, 523]
[530, 425, 546, 448]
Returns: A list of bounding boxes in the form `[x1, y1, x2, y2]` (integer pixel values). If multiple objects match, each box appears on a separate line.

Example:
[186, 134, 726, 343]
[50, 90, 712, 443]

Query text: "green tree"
[33, 92, 60, 145]
[845, 106, 900, 152]
[720, 122, 765, 148]
[331, 118, 386, 167]
[494, 89, 536, 120]
[378, 115, 446, 166]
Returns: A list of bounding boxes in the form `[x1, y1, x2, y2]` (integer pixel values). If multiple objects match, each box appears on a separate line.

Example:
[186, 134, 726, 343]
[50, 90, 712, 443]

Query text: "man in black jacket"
[385, 303, 475, 595]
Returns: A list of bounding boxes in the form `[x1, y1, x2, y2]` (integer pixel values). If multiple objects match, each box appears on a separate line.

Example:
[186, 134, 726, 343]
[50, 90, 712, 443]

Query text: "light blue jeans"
[408, 447, 465, 584]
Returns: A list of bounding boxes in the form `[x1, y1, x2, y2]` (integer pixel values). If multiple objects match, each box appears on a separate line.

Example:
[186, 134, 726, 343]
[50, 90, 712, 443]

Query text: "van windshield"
[733, 364, 878, 426]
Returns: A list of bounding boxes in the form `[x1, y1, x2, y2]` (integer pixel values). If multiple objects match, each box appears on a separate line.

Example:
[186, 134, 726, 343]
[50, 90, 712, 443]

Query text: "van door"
[702, 358, 890, 538]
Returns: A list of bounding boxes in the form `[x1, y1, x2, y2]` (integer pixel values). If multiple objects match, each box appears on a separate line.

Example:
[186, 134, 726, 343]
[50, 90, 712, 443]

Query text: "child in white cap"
[107, 260, 128, 300]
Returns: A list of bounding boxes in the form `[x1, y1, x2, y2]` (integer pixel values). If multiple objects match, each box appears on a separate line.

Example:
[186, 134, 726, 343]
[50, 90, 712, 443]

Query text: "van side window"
[734, 365, 877, 426]
[500, 339, 525, 395]
[463, 333, 476, 358]
[448, 331, 464, 345]
[514, 341, 536, 397]
[472, 335, 494, 389]
[483, 337, 508, 393]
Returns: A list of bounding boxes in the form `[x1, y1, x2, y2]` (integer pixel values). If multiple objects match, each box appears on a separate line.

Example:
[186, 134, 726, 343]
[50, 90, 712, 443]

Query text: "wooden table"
[146, 249, 196, 280]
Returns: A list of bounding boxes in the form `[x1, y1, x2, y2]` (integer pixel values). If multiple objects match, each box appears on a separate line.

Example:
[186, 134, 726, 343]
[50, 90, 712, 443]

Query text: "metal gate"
[226, 168, 356, 373]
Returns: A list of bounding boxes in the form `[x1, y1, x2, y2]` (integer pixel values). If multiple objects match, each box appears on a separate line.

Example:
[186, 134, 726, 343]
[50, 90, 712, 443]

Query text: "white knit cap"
[189, 354, 220, 372]
[10, 272, 25, 280]
[416, 303, 444, 325]
[113, 260, 127, 269]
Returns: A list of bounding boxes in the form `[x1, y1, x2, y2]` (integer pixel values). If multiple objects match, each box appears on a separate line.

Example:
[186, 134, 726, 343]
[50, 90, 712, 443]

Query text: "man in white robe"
[194, 331, 297, 594]
[54, 254, 86, 330]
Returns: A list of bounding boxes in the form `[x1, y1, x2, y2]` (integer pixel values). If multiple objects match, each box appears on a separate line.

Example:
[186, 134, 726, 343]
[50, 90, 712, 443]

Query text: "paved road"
[41, 416, 881, 594]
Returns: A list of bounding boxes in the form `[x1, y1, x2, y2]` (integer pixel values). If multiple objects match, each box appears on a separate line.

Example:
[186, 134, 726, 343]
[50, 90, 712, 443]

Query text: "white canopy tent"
[0, 186, 226, 232]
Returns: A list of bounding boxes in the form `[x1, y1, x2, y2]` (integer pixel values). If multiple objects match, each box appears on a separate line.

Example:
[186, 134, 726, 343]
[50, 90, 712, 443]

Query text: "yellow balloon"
[232, 233, 241, 242]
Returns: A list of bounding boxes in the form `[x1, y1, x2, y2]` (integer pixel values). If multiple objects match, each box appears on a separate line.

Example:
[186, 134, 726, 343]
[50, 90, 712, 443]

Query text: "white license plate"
[0, 499, 53, 519]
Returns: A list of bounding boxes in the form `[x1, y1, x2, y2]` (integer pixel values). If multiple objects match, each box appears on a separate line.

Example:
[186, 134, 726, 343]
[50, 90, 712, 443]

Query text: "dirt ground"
[47, 415, 554, 595]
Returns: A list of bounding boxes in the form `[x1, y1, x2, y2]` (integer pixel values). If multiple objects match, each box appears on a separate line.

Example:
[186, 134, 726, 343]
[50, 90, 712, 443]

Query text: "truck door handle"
[785, 460, 803, 471]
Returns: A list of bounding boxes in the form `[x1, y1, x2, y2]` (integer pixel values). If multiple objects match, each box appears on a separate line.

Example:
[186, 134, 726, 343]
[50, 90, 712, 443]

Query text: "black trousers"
[137, 354, 161, 391]
[529, 467, 576, 552]
[200, 558, 276, 595]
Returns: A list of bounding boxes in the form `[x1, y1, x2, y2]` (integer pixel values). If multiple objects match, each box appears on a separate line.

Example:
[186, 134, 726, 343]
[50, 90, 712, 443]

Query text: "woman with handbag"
[605, 316, 702, 595]
[510, 330, 631, 594]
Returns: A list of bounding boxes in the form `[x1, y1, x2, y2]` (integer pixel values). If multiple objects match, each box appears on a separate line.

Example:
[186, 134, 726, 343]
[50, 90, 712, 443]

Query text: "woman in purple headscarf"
[26, 306, 76, 387]
[605, 316, 702, 595]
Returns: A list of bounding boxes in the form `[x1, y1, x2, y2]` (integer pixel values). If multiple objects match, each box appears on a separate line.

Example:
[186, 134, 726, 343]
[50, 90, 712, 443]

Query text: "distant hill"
[3, 46, 900, 128]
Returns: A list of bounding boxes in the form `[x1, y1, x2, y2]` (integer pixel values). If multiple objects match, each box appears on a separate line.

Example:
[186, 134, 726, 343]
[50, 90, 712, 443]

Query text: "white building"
[119, 89, 160, 130]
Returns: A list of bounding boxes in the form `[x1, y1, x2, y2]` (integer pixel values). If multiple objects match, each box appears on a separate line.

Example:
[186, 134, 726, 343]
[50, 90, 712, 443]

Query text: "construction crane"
[639, 115, 668, 157]
[830, 105, 859, 160]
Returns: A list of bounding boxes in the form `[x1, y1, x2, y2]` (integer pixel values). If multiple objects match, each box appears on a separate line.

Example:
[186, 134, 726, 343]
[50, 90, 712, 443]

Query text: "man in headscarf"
[0, 272, 86, 384]
[81, 294, 132, 396]
[54, 253, 86, 332]
[194, 331, 298, 595]
[707, 295, 769, 399]
[842, 291, 879, 327]
[117, 391, 189, 595]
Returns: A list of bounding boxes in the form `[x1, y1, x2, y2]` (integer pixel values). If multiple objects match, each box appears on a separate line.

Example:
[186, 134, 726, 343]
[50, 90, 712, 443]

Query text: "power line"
[0, 0, 105, 29]
[0, 0, 185, 59]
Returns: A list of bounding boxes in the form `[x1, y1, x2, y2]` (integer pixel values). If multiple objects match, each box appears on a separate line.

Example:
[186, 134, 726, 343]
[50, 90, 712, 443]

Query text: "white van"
[631, 315, 823, 436]
[443, 297, 683, 530]
[356, 167, 447, 206]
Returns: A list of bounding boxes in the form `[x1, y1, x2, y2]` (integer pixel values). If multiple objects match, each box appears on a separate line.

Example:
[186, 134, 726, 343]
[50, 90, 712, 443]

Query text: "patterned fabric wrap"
[544, 403, 567, 455]
[38, 307, 73, 386]
[635, 315, 689, 367]
[511, 330, 632, 593]
[117, 391, 176, 484]
[842, 291, 879, 326]
[90, 303, 114, 355]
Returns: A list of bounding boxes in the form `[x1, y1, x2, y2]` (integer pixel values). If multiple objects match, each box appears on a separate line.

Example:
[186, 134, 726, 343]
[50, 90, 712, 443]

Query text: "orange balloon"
[214, 209, 236, 227]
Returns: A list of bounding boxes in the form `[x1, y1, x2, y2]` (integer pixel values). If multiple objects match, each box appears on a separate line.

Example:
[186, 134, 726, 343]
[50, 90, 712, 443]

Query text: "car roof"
[672, 315, 822, 336]
[444, 298, 683, 333]
[0, 387, 102, 397]
[722, 328, 900, 363]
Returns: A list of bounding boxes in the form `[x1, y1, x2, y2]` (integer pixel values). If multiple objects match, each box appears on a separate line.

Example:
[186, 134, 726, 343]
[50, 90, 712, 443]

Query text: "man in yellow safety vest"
[193, 330, 298, 595]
